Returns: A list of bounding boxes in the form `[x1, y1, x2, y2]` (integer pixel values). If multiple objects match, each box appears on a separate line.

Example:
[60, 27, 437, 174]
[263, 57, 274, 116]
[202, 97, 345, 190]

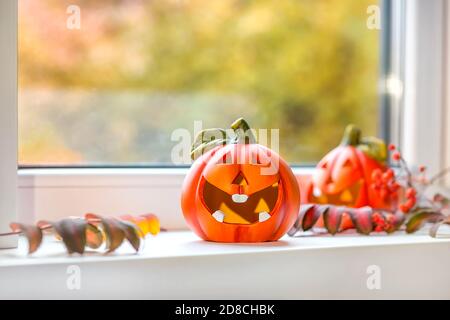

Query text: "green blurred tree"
[19, 0, 379, 165]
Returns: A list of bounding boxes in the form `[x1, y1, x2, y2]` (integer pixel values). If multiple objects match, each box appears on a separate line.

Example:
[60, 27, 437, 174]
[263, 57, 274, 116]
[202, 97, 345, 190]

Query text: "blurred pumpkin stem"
[231, 118, 256, 144]
[341, 124, 361, 146]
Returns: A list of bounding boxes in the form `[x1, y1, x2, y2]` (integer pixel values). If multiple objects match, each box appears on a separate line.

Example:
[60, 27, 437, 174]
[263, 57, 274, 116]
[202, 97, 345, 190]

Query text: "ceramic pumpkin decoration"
[181, 118, 300, 242]
[306, 125, 394, 229]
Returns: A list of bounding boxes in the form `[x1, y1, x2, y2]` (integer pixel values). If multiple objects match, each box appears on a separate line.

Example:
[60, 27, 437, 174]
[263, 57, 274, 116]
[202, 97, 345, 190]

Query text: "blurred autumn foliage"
[19, 0, 379, 165]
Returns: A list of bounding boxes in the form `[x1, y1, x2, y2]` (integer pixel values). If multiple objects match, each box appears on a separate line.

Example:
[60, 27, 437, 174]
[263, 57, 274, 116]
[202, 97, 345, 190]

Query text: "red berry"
[387, 215, 395, 223]
[392, 152, 401, 161]
[385, 169, 394, 179]
[371, 184, 380, 191]
[382, 172, 392, 183]
[390, 182, 400, 192]
[399, 204, 409, 213]
[372, 169, 382, 181]
[388, 144, 396, 151]
[406, 188, 417, 199]
[390, 192, 399, 201]
[380, 188, 388, 200]
[419, 166, 427, 173]
[405, 198, 416, 209]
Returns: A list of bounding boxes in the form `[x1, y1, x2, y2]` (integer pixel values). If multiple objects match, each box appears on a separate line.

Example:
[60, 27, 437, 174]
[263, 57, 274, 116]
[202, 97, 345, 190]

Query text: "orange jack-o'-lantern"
[306, 125, 393, 229]
[181, 118, 300, 242]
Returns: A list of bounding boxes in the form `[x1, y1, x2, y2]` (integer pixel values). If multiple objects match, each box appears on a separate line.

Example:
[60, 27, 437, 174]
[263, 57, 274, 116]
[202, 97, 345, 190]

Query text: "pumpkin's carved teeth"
[258, 212, 271, 222]
[232, 194, 249, 203]
[212, 210, 225, 222]
[202, 180, 280, 225]
[211, 210, 272, 223]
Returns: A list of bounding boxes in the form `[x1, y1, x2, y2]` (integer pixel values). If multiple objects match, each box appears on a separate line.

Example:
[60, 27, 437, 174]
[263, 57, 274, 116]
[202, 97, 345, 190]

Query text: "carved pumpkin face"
[307, 125, 391, 211]
[182, 119, 300, 242]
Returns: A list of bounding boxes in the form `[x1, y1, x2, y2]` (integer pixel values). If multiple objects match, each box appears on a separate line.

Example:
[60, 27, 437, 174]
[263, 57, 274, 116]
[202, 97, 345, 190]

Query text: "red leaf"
[99, 218, 126, 253]
[117, 220, 142, 252]
[302, 205, 326, 231]
[348, 207, 374, 235]
[52, 219, 88, 254]
[10, 223, 43, 254]
[323, 206, 343, 235]
[86, 223, 103, 249]
[288, 204, 315, 236]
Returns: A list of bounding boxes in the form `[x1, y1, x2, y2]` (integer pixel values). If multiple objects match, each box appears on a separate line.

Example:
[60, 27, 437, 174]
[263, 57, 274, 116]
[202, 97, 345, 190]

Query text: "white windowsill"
[1, 230, 450, 299]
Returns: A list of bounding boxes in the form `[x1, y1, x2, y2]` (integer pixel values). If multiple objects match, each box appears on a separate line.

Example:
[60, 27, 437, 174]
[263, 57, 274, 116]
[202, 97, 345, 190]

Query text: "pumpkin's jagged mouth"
[201, 180, 281, 225]
[312, 179, 363, 206]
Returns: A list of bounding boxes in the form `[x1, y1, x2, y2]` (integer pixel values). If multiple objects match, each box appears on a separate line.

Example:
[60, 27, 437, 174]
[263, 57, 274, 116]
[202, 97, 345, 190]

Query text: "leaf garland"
[288, 204, 405, 236]
[8, 213, 160, 255]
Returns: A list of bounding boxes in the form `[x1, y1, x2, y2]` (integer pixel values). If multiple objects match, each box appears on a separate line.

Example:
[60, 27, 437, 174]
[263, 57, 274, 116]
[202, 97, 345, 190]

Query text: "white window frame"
[399, 0, 449, 177]
[0, 0, 449, 232]
[0, 0, 18, 248]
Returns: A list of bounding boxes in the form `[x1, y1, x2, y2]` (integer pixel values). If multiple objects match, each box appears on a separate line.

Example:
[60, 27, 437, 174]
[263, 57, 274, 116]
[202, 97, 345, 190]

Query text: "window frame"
[399, 0, 449, 176]
[0, 0, 18, 248]
[1, 0, 448, 228]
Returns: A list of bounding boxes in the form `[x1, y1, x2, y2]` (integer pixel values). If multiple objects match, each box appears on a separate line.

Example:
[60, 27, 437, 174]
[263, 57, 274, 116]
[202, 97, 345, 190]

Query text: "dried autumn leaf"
[36, 220, 54, 235]
[434, 194, 450, 209]
[120, 213, 160, 237]
[119, 215, 142, 235]
[139, 213, 160, 236]
[10, 223, 43, 254]
[429, 216, 450, 238]
[36, 220, 52, 229]
[86, 213, 146, 252]
[84, 213, 101, 223]
[2, 212, 161, 256]
[406, 210, 444, 233]
[290, 204, 378, 236]
[86, 223, 103, 249]
[52, 218, 88, 254]
[98, 218, 125, 253]
[429, 221, 444, 238]
[117, 220, 142, 252]
[288, 204, 314, 236]
[323, 206, 343, 235]
[348, 207, 373, 235]
[302, 204, 325, 231]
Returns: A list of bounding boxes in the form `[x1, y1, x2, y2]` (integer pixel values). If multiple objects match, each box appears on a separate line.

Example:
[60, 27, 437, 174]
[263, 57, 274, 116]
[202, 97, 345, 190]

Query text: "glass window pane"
[19, 0, 380, 166]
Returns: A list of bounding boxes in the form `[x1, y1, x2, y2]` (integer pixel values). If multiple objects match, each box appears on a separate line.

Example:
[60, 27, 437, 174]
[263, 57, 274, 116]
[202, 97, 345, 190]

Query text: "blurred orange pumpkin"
[181, 119, 300, 242]
[306, 125, 394, 230]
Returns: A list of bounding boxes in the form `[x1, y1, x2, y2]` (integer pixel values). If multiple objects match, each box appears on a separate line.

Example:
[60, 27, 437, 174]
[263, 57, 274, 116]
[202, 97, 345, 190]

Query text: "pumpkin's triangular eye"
[232, 171, 248, 186]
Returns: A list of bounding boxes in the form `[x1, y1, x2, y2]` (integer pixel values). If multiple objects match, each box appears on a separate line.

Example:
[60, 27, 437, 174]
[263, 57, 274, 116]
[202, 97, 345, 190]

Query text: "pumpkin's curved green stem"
[341, 124, 361, 146]
[230, 118, 256, 144]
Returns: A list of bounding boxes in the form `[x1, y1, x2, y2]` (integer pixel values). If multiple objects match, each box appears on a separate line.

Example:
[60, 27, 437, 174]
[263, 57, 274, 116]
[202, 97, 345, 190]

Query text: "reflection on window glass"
[19, 0, 380, 166]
